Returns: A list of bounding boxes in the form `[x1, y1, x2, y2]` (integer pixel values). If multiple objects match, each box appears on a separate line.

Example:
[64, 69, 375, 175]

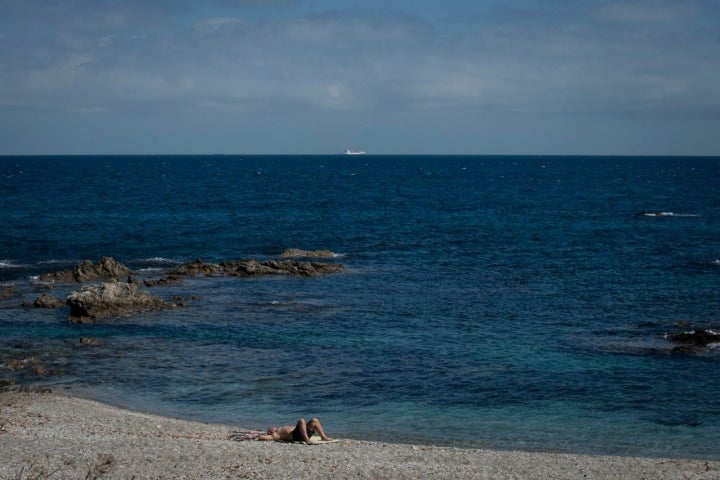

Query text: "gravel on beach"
[1, 391, 718, 479]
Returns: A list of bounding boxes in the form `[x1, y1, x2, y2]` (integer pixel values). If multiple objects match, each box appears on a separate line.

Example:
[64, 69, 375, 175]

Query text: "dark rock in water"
[669, 329, 720, 354]
[144, 275, 183, 287]
[66, 280, 174, 322]
[279, 248, 336, 258]
[3, 355, 49, 376]
[222, 259, 343, 277]
[79, 337, 101, 346]
[168, 258, 344, 278]
[1, 285, 14, 299]
[23, 293, 65, 309]
[168, 259, 223, 276]
[669, 329, 720, 347]
[40, 257, 132, 283]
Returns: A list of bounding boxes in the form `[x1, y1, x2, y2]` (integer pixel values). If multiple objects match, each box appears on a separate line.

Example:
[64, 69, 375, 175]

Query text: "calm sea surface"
[1, 155, 719, 459]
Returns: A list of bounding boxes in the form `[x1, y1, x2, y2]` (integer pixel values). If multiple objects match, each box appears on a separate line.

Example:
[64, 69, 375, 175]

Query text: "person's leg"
[306, 417, 330, 441]
[293, 418, 311, 443]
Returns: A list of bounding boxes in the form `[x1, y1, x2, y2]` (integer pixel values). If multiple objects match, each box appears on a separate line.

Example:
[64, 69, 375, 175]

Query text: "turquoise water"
[1, 155, 719, 458]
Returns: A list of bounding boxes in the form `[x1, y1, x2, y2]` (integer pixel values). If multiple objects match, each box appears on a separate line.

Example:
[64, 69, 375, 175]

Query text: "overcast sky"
[1, 0, 718, 155]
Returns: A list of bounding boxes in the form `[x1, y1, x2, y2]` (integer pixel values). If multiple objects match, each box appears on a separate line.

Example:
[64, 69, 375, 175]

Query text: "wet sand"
[1, 391, 717, 479]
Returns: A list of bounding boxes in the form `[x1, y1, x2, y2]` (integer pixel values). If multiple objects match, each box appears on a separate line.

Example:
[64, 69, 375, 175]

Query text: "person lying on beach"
[256, 417, 331, 445]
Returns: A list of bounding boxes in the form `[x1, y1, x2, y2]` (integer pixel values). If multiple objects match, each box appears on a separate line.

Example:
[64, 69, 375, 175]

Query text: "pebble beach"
[1, 391, 718, 480]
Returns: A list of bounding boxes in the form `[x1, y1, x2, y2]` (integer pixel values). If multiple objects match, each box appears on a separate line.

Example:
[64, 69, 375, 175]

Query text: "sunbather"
[256, 417, 331, 445]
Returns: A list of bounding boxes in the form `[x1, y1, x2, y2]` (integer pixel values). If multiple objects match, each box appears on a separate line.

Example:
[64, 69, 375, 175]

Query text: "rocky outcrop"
[669, 329, 720, 353]
[168, 260, 223, 277]
[167, 259, 344, 278]
[66, 281, 173, 322]
[143, 275, 183, 287]
[224, 259, 343, 277]
[279, 248, 337, 258]
[40, 257, 132, 283]
[23, 294, 65, 309]
[29, 255, 342, 322]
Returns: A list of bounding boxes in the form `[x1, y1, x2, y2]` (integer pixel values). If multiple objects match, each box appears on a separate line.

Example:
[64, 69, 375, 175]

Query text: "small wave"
[38, 259, 78, 266]
[135, 267, 165, 274]
[140, 257, 179, 264]
[641, 211, 701, 218]
[0, 260, 27, 269]
[132, 257, 184, 269]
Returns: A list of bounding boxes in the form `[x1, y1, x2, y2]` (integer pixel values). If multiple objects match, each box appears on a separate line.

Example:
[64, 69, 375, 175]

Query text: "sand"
[1, 391, 718, 480]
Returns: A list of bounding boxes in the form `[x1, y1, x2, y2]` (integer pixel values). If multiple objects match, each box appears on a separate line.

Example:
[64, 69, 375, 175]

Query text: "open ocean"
[1, 155, 719, 459]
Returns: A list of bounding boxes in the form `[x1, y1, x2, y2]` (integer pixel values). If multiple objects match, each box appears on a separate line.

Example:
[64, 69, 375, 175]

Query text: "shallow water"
[1, 155, 719, 458]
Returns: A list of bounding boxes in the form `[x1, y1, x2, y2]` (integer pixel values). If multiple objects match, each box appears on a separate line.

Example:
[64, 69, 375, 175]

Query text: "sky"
[1, 0, 719, 155]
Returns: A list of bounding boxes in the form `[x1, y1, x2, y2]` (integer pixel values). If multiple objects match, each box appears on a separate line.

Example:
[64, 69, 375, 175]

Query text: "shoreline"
[1, 391, 718, 479]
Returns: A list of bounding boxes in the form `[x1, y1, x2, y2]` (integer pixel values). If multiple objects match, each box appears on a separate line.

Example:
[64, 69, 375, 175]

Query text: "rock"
[3, 356, 45, 374]
[66, 281, 173, 322]
[168, 260, 222, 276]
[222, 259, 344, 277]
[669, 328, 720, 354]
[168, 258, 344, 278]
[23, 293, 65, 308]
[1, 286, 14, 299]
[669, 329, 720, 347]
[144, 275, 183, 287]
[40, 257, 132, 283]
[279, 248, 337, 258]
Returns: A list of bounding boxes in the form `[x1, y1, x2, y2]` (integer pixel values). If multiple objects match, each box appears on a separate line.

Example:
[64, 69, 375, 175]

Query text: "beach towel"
[302, 438, 340, 445]
[229, 429, 265, 441]
[229, 430, 340, 444]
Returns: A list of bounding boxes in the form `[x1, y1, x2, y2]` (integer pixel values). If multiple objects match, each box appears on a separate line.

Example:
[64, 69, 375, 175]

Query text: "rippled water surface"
[1, 155, 719, 458]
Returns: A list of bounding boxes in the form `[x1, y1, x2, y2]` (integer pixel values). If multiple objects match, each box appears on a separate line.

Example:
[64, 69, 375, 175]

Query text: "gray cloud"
[1, 0, 719, 154]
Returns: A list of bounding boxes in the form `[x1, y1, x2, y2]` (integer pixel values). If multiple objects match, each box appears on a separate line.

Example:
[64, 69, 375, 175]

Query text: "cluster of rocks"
[23, 252, 344, 322]
[2, 356, 49, 377]
[39, 257, 131, 283]
[66, 281, 173, 323]
[169, 258, 343, 278]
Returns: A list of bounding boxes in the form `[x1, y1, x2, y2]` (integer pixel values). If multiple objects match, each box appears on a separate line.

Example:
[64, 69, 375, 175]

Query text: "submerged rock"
[1, 285, 14, 299]
[669, 329, 720, 351]
[278, 248, 337, 258]
[3, 356, 50, 376]
[23, 293, 65, 309]
[143, 275, 183, 287]
[66, 280, 173, 322]
[40, 257, 132, 283]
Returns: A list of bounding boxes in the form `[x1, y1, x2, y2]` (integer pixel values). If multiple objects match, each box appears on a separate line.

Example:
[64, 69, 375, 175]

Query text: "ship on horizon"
[343, 148, 366, 155]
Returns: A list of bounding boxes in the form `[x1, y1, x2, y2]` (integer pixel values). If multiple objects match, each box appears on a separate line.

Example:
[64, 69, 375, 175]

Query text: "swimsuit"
[292, 426, 315, 442]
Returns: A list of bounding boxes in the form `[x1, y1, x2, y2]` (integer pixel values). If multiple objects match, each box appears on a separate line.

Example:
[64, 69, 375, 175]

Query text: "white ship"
[344, 148, 366, 155]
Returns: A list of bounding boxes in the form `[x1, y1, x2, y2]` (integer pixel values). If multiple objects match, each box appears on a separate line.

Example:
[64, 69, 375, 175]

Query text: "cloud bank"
[1, 0, 718, 154]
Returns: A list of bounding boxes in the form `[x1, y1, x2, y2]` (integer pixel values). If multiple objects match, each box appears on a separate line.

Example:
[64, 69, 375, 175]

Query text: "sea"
[1, 155, 719, 459]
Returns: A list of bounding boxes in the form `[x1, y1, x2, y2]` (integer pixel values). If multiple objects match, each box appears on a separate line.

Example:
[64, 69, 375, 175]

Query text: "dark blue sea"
[1, 155, 719, 459]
